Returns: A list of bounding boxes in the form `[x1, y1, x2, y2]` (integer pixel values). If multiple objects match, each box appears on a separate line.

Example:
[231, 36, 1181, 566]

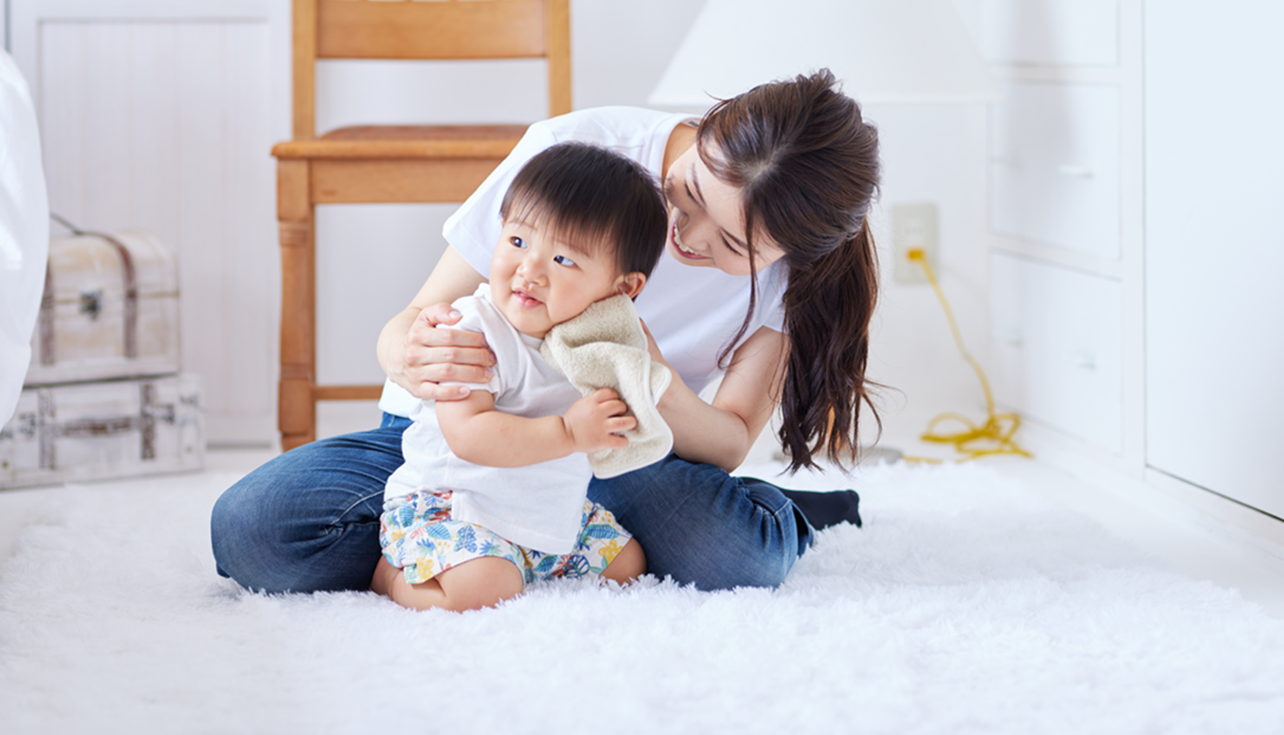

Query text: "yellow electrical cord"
[902, 248, 1032, 464]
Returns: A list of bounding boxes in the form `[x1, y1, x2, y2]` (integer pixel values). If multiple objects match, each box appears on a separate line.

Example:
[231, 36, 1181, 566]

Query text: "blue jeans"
[210, 414, 812, 593]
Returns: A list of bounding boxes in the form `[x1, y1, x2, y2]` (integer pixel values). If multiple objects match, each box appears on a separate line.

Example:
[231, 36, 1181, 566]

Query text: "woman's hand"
[645, 324, 787, 472]
[388, 302, 496, 402]
[377, 246, 491, 402]
[639, 319, 673, 371]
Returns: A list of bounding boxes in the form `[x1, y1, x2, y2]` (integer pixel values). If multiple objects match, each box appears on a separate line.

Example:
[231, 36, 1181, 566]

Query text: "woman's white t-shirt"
[379, 106, 788, 418]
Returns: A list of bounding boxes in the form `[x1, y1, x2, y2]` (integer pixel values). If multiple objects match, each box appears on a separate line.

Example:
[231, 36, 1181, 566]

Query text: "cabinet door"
[1145, 0, 1284, 517]
[990, 81, 1121, 259]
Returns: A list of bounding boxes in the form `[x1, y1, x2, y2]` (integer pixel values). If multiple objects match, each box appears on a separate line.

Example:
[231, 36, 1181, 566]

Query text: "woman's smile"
[668, 218, 710, 261]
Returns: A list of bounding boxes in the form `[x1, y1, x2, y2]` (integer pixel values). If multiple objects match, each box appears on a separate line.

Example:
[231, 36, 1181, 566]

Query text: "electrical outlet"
[891, 202, 939, 284]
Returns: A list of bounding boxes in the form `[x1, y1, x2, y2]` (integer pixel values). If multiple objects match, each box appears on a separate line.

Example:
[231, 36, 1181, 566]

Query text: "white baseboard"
[205, 414, 278, 450]
[1143, 468, 1284, 564]
[204, 401, 386, 451]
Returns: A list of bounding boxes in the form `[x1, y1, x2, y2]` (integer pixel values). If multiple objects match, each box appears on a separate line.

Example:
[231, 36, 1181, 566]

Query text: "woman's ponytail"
[778, 219, 880, 471]
[698, 69, 883, 472]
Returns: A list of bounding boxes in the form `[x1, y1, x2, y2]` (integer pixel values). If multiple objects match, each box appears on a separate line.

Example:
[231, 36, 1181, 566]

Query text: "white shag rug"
[2, 461, 1284, 735]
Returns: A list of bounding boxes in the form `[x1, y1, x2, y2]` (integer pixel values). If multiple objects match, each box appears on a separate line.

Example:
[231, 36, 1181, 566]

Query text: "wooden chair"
[271, 0, 571, 451]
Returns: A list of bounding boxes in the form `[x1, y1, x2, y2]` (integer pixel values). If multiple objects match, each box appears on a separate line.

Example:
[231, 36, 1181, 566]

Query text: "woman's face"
[663, 142, 785, 276]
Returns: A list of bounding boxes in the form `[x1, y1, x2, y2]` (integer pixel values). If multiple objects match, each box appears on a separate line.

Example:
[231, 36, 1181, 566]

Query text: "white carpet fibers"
[2, 461, 1284, 734]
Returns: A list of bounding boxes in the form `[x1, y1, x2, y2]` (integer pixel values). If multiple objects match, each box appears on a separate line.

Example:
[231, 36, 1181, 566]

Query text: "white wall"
[863, 103, 991, 444]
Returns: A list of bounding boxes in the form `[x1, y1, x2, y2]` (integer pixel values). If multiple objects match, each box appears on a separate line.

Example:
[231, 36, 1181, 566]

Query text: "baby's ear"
[615, 272, 646, 299]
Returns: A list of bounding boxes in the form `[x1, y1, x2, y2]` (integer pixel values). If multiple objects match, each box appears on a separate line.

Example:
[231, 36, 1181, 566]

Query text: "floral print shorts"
[379, 490, 633, 587]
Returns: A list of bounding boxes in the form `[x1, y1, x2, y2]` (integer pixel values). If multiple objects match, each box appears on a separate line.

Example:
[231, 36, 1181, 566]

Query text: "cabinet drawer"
[979, 0, 1119, 66]
[990, 81, 1120, 259]
[989, 253, 1122, 453]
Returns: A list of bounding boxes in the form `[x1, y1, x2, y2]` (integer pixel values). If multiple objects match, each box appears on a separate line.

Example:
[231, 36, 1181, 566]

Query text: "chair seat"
[272, 124, 529, 160]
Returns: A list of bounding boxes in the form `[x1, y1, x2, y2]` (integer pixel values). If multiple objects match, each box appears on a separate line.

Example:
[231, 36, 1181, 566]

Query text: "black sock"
[778, 488, 863, 530]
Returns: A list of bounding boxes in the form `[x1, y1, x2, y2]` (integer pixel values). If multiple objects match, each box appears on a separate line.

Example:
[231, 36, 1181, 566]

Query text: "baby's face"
[489, 217, 628, 339]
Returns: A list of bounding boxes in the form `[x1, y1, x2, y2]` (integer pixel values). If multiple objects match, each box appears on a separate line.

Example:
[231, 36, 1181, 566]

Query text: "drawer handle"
[1057, 164, 1095, 179]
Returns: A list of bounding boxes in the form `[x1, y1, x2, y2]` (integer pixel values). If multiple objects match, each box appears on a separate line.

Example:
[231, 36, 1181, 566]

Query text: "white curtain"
[0, 49, 48, 424]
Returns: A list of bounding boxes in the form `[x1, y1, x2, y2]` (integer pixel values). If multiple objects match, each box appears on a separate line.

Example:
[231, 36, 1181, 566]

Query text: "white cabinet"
[981, 0, 1132, 464]
[1144, 0, 1284, 519]
[990, 81, 1121, 260]
[979, 0, 1284, 531]
[990, 253, 1123, 453]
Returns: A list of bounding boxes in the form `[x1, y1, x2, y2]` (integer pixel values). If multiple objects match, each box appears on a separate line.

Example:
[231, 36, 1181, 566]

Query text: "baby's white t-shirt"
[384, 285, 589, 555]
[379, 106, 788, 419]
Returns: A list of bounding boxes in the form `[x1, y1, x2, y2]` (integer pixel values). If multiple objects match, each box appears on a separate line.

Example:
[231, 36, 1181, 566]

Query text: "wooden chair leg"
[278, 160, 316, 451]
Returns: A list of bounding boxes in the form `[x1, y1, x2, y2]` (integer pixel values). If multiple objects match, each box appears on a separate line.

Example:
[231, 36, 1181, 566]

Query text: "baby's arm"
[437, 388, 637, 468]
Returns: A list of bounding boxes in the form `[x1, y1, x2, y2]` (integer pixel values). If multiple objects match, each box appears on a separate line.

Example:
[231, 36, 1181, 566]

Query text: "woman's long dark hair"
[698, 69, 881, 472]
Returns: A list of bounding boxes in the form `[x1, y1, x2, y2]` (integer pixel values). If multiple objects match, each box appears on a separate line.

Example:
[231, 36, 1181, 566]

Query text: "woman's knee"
[210, 456, 310, 554]
[210, 473, 274, 576]
[658, 543, 794, 591]
[209, 431, 401, 592]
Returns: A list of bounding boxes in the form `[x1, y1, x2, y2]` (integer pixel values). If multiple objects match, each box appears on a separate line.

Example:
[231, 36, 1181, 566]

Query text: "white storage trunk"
[25, 230, 180, 386]
[0, 374, 204, 489]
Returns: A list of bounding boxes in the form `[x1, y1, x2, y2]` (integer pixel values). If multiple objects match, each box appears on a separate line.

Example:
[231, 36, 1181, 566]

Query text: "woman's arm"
[437, 388, 636, 468]
[377, 246, 493, 401]
[649, 325, 787, 472]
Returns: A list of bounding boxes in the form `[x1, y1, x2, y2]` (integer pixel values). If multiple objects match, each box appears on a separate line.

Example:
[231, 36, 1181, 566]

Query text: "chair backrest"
[292, 0, 571, 139]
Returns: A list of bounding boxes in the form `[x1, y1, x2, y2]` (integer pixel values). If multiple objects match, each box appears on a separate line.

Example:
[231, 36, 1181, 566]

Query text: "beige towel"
[539, 294, 673, 479]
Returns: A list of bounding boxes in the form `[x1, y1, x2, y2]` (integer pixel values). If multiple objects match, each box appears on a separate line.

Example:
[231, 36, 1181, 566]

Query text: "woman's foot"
[778, 488, 862, 530]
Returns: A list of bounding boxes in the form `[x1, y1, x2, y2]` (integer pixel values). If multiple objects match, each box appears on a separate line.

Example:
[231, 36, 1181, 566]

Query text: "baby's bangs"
[501, 186, 616, 258]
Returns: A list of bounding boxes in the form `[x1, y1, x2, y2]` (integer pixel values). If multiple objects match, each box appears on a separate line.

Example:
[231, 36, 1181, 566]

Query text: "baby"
[370, 142, 668, 612]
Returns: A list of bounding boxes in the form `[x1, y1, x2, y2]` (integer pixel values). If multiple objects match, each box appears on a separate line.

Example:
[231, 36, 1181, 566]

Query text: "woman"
[211, 69, 880, 593]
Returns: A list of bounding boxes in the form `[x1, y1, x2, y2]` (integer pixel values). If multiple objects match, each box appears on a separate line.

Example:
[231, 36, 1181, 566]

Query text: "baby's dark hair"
[499, 142, 667, 281]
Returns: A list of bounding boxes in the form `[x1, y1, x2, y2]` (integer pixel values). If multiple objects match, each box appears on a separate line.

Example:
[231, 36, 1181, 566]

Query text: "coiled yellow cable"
[902, 248, 1032, 464]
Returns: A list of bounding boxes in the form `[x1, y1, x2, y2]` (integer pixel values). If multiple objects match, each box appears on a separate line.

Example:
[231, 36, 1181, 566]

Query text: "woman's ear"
[614, 272, 647, 299]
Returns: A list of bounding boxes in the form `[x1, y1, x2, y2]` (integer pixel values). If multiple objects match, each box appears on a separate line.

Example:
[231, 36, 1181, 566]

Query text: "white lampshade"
[649, 0, 998, 111]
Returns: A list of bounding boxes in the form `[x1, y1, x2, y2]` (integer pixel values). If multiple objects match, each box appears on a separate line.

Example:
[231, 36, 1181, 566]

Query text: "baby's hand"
[563, 388, 636, 454]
